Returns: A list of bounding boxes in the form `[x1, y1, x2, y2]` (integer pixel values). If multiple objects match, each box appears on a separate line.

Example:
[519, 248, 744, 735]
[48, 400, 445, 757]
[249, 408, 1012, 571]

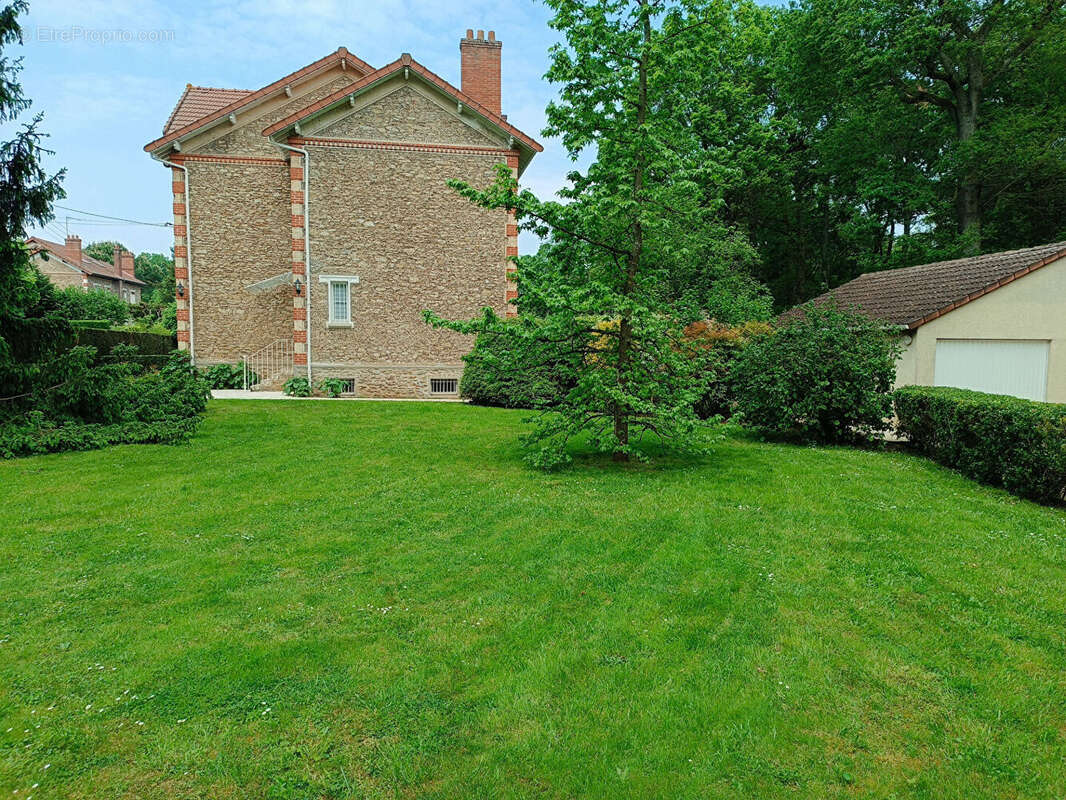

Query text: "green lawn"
[1, 401, 1065, 799]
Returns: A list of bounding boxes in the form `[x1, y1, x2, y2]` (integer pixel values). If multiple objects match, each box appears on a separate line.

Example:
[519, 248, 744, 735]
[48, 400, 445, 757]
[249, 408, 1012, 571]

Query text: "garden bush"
[0, 349, 210, 458]
[56, 286, 129, 325]
[318, 378, 346, 398]
[200, 362, 254, 390]
[460, 322, 576, 409]
[74, 327, 176, 360]
[732, 303, 900, 443]
[683, 320, 773, 419]
[894, 386, 1066, 504]
[283, 377, 311, 397]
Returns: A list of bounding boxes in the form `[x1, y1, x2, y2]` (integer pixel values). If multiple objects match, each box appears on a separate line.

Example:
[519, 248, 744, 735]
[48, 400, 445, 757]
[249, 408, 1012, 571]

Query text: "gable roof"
[144, 47, 375, 154]
[163, 86, 253, 134]
[27, 237, 147, 285]
[782, 241, 1066, 330]
[261, 53, 543, 171]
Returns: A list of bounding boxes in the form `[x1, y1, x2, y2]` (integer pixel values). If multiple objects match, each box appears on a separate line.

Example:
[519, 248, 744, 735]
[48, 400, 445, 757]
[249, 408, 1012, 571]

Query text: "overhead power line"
[53, 204, 171, 228]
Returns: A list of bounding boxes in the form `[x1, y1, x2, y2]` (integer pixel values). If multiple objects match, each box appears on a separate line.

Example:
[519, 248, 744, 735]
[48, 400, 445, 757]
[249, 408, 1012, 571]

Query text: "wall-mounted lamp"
[294, 277, 302, 296]
[177, 281, 185, 298]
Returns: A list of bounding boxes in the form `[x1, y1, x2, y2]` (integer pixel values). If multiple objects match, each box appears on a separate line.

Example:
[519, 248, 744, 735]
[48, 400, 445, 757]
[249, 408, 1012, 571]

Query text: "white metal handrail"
[242, 339, 293, 390]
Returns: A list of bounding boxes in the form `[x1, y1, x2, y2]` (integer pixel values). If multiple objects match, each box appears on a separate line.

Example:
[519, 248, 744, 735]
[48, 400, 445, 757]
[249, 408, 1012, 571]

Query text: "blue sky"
[7, 0, 575, 255]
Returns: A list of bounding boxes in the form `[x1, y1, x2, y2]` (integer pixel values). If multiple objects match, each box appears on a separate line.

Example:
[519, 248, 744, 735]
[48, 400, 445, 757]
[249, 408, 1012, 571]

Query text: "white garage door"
[934, 339, 1049, 401]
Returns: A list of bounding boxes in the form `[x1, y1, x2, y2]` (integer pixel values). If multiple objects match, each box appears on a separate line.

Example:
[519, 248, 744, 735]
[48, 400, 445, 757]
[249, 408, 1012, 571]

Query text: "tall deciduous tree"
[429, 0, 744, 467]
[0, 0, 67, 396]
[791, 0, 1066, 251]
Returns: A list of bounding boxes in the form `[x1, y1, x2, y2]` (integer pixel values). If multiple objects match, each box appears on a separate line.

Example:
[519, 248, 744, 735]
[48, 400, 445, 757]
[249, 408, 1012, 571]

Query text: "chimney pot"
[466, 28, 473, 38]
[120, 249, 136, 279]
[64, 235, 82, 266]
[113, 244, 122, 267]
[460, 28, 502, 115]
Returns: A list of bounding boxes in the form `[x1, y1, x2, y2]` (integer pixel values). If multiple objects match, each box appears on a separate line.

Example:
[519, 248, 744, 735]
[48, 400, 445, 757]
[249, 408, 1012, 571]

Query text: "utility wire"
[53, 204, 171, 228]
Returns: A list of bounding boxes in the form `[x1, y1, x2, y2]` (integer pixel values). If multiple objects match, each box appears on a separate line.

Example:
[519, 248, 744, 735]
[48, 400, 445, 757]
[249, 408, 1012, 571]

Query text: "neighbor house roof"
[261, 52, 543, 169]
[27, 237, 147, 285]
[782, 241, 1066, 330]
[144, 47, 375, 154]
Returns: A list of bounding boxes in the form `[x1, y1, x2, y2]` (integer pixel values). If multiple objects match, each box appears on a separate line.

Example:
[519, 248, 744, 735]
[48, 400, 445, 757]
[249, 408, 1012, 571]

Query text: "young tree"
[429, 0, 742, 467]
[0, 0, 66, 397]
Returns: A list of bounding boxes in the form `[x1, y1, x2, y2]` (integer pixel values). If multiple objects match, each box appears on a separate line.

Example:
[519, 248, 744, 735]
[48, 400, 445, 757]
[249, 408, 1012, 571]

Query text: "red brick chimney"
[460, 29, 502, 115]
[120, 250, 136, 279]
[112, 244, 122, 269]
[64, 235, 82, 265]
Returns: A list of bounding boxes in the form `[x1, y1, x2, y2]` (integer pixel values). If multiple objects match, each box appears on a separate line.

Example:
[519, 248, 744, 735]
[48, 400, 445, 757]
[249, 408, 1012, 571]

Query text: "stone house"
[143, 30, 541, 397]
[28, 236, 145, 303]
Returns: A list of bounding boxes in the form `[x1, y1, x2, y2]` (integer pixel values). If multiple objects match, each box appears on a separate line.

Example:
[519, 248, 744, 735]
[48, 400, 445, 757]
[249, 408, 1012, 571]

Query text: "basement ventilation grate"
[430, 378, 458, 394]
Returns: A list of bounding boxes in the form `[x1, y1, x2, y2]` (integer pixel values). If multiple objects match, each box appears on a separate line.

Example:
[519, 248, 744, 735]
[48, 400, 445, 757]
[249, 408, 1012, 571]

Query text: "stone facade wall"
[304, 141, 508, 395]
[185, 159, 292, 365]
[320, 85, 498, 147]
[33, 255, 84, 291]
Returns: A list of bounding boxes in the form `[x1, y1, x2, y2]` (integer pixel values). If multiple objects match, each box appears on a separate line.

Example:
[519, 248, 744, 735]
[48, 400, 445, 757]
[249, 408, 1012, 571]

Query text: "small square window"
[338, 378, 355, 394]
[430, 378, 458, 394]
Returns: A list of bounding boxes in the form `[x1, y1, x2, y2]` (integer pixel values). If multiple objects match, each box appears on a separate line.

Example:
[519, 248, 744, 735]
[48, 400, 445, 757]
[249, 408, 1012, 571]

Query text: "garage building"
[788, 242, 1066, 403]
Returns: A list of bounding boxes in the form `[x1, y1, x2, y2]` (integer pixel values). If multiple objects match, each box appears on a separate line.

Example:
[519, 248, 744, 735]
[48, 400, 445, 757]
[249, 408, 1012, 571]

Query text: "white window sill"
[327, 321, 354, 328]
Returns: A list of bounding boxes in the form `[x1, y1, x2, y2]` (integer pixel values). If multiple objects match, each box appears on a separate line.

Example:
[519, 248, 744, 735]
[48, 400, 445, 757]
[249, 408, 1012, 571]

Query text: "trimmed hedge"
[894, 386, 1066, 504]
[75, 328, 176, 358]
[460, 325, 575, 409]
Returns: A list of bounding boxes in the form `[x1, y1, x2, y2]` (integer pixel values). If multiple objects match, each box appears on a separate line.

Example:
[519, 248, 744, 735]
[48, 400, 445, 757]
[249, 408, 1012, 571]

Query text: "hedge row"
[894, 386, 1066, 504]
[74, 327, 176, 357]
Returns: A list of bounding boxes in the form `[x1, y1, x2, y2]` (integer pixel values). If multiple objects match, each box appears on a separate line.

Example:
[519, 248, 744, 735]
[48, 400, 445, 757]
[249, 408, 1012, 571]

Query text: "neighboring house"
[28, 236, 146, 304]
[143, 29, 542, 398]
[788, 242, 1066, 402]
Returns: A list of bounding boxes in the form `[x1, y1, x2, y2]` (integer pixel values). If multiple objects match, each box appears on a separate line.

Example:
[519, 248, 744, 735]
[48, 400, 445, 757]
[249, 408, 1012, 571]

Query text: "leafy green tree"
[430, 0, 747, 467]
[83, 240, 125, 264]
[134, 251, 174, 301]
[0, 1, 66, 398]
[789, 0, 1066, 251]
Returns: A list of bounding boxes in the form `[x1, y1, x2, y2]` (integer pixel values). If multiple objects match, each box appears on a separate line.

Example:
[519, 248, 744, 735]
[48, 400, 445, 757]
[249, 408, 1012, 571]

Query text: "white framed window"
[330, 281, 349, 323]
[318, 274, 360, 327]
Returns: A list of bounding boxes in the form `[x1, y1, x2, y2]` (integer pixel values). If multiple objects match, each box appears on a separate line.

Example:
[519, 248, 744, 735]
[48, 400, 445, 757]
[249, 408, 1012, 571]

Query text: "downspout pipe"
[153, 155, 195, 364]
[274, 141, 312, 383]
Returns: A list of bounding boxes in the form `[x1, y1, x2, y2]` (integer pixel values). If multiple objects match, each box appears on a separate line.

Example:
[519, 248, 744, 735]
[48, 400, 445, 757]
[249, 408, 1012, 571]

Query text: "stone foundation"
[309, 363, 462, 398]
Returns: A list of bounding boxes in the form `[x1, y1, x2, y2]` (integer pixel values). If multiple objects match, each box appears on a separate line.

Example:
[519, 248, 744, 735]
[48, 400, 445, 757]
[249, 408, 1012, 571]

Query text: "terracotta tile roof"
[261, 53, 543, 156]
[163, 86, 253, 134]
[27, 237, 147, 285]
[145, 48, 374, 153]
[781, 241, 1066, 330]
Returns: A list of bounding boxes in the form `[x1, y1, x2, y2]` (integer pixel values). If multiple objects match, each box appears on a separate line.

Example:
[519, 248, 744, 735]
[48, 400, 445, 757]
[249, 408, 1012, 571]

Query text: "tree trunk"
[613, 3, 651, 463]
[954, 59, 983, 252]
